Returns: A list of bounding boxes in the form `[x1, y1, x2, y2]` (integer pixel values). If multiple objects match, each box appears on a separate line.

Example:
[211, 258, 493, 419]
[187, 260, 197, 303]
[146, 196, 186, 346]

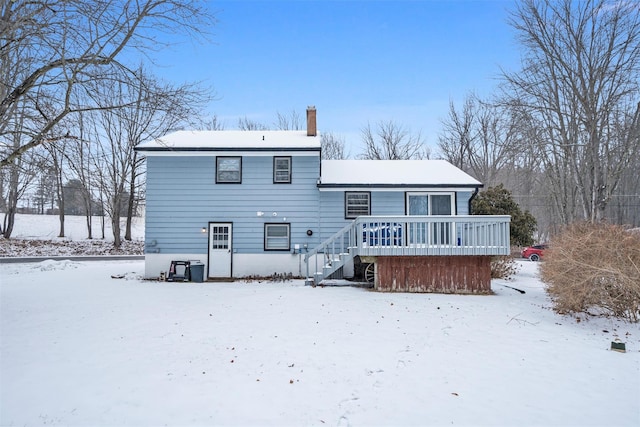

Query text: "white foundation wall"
[144, 254, 207, 279]
[231, 253, 308, 278]
[144, 253, 312, 279]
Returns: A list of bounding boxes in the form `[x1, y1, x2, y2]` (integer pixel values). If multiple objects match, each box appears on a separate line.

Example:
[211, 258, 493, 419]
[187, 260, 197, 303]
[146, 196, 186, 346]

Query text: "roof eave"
[317, 183, 484, 189]
[135, 146, 322, 153]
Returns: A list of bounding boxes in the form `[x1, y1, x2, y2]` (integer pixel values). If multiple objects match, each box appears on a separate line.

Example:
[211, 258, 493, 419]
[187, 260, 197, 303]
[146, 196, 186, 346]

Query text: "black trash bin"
[190, 262, 205, 282]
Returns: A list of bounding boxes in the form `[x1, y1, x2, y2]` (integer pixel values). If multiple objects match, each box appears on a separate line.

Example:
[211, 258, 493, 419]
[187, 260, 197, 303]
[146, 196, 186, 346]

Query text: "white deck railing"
[304, 215, 511, 282]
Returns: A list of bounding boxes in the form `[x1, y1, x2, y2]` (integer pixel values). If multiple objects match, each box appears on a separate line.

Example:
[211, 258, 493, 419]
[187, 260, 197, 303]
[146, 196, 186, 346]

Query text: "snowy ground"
[1, 214, 639, 425]
[1, 259, 639, 426]
[0, 214, 144, 257]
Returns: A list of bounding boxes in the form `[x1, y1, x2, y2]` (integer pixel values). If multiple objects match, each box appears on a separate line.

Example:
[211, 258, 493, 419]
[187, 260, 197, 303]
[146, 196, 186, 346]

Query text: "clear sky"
[153, 0, 522, 155]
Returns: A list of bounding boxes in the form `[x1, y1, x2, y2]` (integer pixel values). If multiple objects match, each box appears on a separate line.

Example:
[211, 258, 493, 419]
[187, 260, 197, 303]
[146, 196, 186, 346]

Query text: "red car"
[521, 244, 547, 261]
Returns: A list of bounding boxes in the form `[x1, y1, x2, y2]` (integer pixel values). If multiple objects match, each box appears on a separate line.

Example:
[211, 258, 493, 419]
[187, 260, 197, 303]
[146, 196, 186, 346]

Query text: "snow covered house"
[135, 107, 510, 292]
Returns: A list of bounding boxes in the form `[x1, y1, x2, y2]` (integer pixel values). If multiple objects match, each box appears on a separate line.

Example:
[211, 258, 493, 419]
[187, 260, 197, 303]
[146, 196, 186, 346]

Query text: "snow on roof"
[136, 130, 321, 151]
[320, 160, 482, 187]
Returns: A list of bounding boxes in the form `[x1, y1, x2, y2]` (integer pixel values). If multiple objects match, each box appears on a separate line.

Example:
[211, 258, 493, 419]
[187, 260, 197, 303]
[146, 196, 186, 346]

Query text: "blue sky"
[154, 0, 521, 154]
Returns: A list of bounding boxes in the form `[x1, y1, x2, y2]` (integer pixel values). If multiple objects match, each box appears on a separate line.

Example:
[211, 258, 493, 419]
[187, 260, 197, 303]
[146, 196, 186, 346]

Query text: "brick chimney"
[306, 106, 317, 137]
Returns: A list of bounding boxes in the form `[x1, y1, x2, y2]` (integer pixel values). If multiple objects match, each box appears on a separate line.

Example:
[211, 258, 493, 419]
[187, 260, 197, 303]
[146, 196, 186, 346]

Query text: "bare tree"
[0, 0, 216, 168]
[274, 110, 302, 130]
[321, 132, 349, 160]
[238, 116, 269, 131]
[0, 146, 39, 238]
[89, 68, 205, 248]
[45, 138, 69, 237]
[502, 0, 640, 223]
[439, 93, 521, 187]
[64, 114, 99, 239]
[200, 114, 226, 131]
[359, 120, 429, 160]
[0, 82, 42, 237]
[438, 97, 475, 170]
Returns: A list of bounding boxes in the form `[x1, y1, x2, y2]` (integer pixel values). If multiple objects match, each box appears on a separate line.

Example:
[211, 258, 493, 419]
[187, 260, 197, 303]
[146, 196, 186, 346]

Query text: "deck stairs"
[305, 221, 357, 285]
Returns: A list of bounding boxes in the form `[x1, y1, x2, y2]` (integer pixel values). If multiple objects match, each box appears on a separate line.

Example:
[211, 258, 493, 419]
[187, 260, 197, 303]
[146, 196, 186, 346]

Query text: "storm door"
[208, 223, 232, 278]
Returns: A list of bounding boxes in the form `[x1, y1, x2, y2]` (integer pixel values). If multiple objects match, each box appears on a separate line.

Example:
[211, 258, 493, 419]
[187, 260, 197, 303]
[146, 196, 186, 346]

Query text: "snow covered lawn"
[0, 214, 145, 257]
[1, 260, 638, 426]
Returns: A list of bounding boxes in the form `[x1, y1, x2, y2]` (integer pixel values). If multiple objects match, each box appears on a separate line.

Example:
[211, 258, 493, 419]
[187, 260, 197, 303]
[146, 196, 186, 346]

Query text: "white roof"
[136, 130, 321, 151]
[320, 160, 482, 187]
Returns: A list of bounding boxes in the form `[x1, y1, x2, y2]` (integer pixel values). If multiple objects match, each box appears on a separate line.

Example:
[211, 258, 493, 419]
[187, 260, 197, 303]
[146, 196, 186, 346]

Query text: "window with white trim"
[406, 192, 455, 245]
[216, 157, 241, 183]
[264, 223, 290, 251]
[273, 156, 291, 183]
[345, 192, 371, 218]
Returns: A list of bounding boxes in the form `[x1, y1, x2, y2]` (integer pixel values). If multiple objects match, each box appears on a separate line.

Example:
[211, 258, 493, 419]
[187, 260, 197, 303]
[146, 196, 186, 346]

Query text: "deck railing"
[304, 215, 511, 282]
[355, 215, 511, 256]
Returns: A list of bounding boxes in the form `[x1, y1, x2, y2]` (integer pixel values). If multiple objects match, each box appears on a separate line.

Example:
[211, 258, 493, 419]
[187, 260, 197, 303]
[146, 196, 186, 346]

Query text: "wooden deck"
[305, 215, 510, 292]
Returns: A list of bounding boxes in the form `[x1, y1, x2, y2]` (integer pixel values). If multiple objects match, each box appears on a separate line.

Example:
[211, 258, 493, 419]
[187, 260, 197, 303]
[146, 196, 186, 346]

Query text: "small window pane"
[274, 157, 291, 183]
[265, 224, 290, 250]
[211, 226, 229, 249]
[346, 192, 370, 218]
[408, 195, 428, 215]
[431, 195, 452, 215]
[217, 157, 241, 183]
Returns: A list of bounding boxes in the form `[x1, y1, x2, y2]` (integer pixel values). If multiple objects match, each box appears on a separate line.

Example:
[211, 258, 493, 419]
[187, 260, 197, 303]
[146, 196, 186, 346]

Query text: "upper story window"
[345, 192, 371, 219]
[273, 156, 291, 184]
[216, 157, 241, 183]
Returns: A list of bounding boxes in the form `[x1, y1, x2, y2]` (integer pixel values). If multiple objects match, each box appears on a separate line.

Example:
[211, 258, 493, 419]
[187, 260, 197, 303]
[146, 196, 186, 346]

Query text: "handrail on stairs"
[304, 220, 358, 283]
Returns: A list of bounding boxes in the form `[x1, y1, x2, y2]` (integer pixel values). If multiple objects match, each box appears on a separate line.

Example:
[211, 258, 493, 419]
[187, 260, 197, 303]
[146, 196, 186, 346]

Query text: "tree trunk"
[2, 165, 19, 239]
[56, 174, 65, 237]
[58, 210, 65, 238]
[124, 153, 137, 241]
[85, 213, 92, 239]
[2, 208, 15, 239]
[112, 213, 121, 248]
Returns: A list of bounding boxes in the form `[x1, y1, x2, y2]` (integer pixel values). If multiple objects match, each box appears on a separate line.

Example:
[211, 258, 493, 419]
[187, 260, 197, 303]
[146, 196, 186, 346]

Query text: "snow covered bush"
[541, 222, 640, 322]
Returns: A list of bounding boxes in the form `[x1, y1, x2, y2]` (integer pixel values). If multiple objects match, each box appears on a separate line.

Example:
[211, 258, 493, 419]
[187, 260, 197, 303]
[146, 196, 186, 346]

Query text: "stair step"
[323, 265, 335, 276]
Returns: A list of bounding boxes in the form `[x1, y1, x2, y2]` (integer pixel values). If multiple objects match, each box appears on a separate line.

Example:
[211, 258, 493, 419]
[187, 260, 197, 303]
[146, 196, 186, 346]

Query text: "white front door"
[208, 223, 232, 278]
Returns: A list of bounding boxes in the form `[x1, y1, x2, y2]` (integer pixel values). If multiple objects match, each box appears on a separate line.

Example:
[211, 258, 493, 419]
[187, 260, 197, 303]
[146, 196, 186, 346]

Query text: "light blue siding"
[145, 155, 321, 255]
[145, 154, 480, 258]
[456, 191, 474, 215]
[318, 191, 404, 242]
